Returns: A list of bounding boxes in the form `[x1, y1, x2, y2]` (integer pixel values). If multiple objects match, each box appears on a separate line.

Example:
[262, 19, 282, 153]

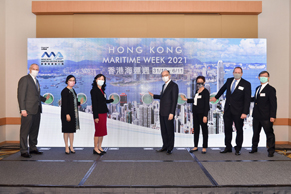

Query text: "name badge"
[197, 95, 202, 99]
[260, 93, 265, 97]
[238, 86, 244, 90]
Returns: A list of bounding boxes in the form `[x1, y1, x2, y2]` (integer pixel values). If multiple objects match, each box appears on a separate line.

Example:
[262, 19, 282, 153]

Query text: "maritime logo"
[41, 51, 64, 66]
[41, 52, 64, 60]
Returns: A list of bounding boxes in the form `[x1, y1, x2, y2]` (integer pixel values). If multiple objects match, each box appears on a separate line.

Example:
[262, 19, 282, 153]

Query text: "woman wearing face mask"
[61, 75, 80, 154]
[181, 76, 210, 154]
[90, 74, 114, 155]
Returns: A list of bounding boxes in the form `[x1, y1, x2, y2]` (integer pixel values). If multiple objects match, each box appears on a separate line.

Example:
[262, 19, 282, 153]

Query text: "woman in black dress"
[90, 74, 114, 155]
[181, 76, 210, 154]
[61, 75, 80, 154]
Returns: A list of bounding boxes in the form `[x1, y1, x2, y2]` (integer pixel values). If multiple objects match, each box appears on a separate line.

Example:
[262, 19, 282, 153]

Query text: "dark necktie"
[255, 85, 262, 102]
[35, 79, 40, 91]
[161, 84, 165, 95]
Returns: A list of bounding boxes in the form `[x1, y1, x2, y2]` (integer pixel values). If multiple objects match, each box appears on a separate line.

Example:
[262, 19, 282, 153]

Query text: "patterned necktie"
[35, 79, 39, 91]
[231, 79, 237, 93]
[255, 85, 262, 101]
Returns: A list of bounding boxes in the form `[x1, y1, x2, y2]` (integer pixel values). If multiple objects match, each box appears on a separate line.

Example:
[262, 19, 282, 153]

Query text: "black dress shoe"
[166, 150, 172, 155]
[156, 148, 167, 152]
[99, 149, 106, 154]
[235, 151, 241, 155]
[190, 149, 198, 153]
[249, 149, 257, 153]
[93, 149, 103, 155]
[220, 149, 232, 153]
[30, 150, 43, 155]
[21, 153, 32, 158]
[69, 147, 75, 154]
[268, 153, 274, 157]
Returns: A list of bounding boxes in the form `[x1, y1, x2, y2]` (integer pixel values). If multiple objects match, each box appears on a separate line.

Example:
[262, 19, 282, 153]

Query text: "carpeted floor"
[1, 146, 291, 188]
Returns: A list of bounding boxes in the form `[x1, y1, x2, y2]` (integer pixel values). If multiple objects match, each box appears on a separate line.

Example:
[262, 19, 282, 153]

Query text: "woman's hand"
[66, 114, 71, 122]
[95, 118, 99, 123]
[180, 95, 187, 101]
[203, 116, 207, 123]
[111, 95, 115, 100]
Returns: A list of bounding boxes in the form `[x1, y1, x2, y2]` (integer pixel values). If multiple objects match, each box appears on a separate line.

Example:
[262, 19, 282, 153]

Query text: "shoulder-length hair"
[92, 74, 107, 91]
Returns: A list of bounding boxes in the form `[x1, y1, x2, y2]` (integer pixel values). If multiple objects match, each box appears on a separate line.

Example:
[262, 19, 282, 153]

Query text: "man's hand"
[203, 116, 207, 123]
[95, 118, 99, 123]
[180, 95, 187, 101]
[210, 97, 217, 102]
[270, 117, 275, 123]
[168, 114, 174, 120]
[240, 114, 247, 119]
[66, 114, 71, 122]
[21, 110, 28, 117]
[46, 94, 50, 100]
[148, 91, 154, 97]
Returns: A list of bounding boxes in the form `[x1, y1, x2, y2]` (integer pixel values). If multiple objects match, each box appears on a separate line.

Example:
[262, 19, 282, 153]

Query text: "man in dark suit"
[17, 64, 47, 158]
[249, 71, 277, 157]
[149, 70, 179, 155]
[210, 67, 251, 155]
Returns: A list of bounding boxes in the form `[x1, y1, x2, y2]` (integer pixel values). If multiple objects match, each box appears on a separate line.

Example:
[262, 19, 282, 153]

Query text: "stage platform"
[1, 147, 291, 193]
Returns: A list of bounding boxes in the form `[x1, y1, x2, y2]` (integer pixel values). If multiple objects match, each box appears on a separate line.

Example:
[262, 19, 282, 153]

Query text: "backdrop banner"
[27, 38, 267, 147]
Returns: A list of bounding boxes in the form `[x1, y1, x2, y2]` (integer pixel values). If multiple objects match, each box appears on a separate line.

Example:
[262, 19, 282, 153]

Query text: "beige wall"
[1, 0, 291, 144]
[0, 0, 6, 142]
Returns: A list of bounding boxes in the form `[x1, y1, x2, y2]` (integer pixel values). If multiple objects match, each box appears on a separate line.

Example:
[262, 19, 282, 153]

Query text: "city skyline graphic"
[27, 38, 267, 147]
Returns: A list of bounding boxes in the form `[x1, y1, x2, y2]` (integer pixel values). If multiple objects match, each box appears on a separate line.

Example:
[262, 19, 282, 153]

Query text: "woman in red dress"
[90, 74, 114, 155]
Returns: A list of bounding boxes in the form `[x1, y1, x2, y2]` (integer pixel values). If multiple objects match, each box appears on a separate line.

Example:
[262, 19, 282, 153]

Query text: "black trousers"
[252, 118, 275, 154]
[160, 115, 175, 151]
[193, 113, 208, 148]
[20, 109, 41, 154]
[223, 108, 244, 151]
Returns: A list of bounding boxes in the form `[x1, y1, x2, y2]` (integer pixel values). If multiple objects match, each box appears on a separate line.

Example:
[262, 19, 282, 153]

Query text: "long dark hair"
[92, 74, 107, 91]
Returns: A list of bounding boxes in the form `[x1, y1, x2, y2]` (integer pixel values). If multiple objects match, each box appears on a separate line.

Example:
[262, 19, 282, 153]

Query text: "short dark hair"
[233, 66, 243, 73]
[65, 75, 76, 84]
[259, 71, 270, 77]
[92, 74, 107, 91]
[196, 75, 205, 83]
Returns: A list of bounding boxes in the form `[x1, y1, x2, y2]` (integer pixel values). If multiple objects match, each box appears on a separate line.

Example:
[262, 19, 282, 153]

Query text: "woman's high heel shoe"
[69, 147, 75, 154]
[65, 148, 70, 154]
[99, 149, 106, 154]
[93, 149, 103, 155]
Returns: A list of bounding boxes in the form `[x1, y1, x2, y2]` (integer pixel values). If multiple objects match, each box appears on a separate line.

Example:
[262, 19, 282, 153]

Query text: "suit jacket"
[153, 80, 179, 116]
[17, 74, 46, 114]
[90, 86, 113, 119]
[251, 84, 277, 120]
[61, 87, 80, 131]
[215, 77, 251, 115]
[187, 88, 210, 117]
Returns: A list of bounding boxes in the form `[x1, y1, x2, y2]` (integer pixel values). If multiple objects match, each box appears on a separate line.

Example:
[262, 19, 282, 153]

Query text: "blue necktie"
[231, 80, 237, 94]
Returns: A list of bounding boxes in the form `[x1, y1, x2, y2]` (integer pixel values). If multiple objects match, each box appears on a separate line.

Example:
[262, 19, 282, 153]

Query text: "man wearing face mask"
[210, 67, 251, 155]
[249, 71, 277, 157]
[17, 64, 47, 158]
[149, 70, 179, 155]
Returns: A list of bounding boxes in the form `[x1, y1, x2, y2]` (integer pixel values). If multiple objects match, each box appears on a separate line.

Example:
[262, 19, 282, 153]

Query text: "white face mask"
[97, 80, 104, 86]
[31, 70, 39, 77]
[162, 76, 169, 83]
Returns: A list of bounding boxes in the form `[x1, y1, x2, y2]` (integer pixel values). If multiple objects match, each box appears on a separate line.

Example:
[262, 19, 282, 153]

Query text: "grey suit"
[17, 74, 46, 153]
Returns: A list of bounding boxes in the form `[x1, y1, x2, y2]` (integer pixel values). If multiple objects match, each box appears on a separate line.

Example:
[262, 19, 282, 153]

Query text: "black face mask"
[196, 83, 204, 89]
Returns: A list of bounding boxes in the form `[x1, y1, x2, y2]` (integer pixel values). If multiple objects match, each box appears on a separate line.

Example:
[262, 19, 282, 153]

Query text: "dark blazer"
[187, 89, 210, 117]
[61, 87, 80, 131]
[153, 80, 179, 116]
[90, 86, 113, 119]
[17, 74, 46, 114]
[251, 84, 277, 120]
[215, 77, 251, 115]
